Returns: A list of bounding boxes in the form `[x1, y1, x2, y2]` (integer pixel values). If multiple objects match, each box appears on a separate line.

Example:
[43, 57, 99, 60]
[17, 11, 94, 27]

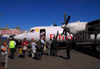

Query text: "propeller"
[61, 12, 70, 41]
[61, 12, 70, 34]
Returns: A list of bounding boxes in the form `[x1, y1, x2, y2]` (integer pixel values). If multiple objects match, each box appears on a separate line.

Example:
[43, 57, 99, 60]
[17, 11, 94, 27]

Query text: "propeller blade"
[61, 29, 66, 35]
[66, 15, 70, 25]
[61, 30, 64, 35]
[64, 12, 66, 24]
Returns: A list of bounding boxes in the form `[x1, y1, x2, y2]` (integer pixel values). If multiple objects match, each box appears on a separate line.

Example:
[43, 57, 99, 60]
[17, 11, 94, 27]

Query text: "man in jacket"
[66, 39, 71, 60]
[52, 37, 57, 57]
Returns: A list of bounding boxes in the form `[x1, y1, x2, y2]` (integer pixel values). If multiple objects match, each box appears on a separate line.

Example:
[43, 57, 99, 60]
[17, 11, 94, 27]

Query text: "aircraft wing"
[87, 19, 100, 31]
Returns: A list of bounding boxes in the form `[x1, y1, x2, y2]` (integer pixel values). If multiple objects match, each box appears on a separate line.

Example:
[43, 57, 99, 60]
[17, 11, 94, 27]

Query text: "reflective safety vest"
[9, 41, 15, 48]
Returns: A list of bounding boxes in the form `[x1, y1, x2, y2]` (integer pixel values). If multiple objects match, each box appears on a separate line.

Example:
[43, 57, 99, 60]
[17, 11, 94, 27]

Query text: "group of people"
[0, 35, 71, 69]
[30, 36, 45, 60]
[48, 37, 71, 60]
[48, 37, 58, 57]
[19, 36, 45, 60]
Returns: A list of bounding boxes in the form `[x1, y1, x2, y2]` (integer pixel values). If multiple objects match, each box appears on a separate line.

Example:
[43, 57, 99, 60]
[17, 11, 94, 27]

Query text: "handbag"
[19, 48, 22, 53]
[23, 46, 27, 50]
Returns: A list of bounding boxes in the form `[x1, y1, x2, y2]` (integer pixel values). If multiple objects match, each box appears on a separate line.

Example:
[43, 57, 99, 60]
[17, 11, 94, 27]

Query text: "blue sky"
[0, 0, 100, 30]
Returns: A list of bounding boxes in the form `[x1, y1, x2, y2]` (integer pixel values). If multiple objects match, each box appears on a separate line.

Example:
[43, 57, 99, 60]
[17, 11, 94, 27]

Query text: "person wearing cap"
[9, 38, 16, 59]
[66, 38, 71, 60]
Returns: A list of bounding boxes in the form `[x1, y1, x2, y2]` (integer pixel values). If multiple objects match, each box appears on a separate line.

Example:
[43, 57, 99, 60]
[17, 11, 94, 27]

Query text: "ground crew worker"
[9, 38, 16, 59]
[0, 42, 9, 69]
[66, 39, 71, 60]
[52, 36, 57, 57]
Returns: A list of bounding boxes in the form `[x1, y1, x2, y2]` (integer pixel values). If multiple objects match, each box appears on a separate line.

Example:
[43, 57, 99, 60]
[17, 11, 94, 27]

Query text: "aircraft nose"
[14, 35, 19, 40]
[14, 35, 23, 40]
[14, 36, 17, 40]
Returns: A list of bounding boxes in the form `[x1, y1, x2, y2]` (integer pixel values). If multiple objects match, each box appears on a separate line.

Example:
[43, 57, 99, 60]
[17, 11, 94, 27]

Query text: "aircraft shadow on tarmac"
[57, 43, 100, 59]
[72, 45, 100, 59]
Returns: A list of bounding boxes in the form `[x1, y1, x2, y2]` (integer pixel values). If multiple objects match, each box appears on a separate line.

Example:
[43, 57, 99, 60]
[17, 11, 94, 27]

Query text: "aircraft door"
[40, 29, 46, 41]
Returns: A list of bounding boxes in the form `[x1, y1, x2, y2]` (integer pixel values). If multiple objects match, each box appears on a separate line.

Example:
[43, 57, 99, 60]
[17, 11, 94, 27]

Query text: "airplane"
[14, 12, 100, 51]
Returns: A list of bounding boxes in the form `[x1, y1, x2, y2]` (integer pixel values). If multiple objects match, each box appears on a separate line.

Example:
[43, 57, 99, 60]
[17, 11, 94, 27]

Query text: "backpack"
[37, 40, 41, 50]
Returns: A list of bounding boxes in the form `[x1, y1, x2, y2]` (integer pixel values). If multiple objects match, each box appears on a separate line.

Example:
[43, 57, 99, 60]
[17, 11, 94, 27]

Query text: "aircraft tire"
[96, 45, 100, 52]
[91, 44, 96, 51]
[71, 42, 76, 48]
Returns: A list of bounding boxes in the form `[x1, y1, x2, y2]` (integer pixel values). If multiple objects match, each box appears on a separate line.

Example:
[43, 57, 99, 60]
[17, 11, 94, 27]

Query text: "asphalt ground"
[0, 40, 100, 69]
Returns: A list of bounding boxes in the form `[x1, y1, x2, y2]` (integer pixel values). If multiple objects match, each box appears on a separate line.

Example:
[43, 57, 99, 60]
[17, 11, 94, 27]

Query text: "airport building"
[0, 28, 26, 39]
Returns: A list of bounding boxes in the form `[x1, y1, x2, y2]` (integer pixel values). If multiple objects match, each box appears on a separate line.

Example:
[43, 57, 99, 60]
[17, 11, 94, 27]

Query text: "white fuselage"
[14, 25, 100, 43]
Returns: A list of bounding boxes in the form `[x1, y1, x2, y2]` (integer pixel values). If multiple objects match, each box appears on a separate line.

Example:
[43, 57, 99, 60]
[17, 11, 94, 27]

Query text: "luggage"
[19, 48, 22, 53]
[37, 41, 41, 50]
[23, 46, 27, 50]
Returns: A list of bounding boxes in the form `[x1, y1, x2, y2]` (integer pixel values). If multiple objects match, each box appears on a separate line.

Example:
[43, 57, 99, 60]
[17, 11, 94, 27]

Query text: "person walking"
[66, 39, 71, 60]
[36, 40, 42, 60]
[0, 34, 1, 40]
[31, 38, 37, 58]
[41, 36, 45, 57]
[0, 42, 9, 69]
[21, 38, 28, 59]
[48, 39, 52, 56]
[52, 37, 57, 57]
[40, 31, 45, 37]
[9, 38, 16, 59]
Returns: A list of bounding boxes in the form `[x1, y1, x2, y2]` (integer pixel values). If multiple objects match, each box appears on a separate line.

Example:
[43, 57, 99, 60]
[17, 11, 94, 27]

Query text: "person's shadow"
[27, 51, 38, 60]
[28, 51, 32, 57]
[58, 55, 67, 60]
[43, 53, 48, 56]
[18, 54, 24, 58]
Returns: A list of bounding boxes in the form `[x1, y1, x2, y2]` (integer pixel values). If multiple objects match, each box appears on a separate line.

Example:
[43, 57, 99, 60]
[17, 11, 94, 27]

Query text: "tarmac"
[0, 39, 100, 69]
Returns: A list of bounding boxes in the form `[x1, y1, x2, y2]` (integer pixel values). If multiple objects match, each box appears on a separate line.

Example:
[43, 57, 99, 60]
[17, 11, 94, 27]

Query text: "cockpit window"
[30, 30, 35, 33]
[26, 30, 31, 33]
[26, 29, 35, 33]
